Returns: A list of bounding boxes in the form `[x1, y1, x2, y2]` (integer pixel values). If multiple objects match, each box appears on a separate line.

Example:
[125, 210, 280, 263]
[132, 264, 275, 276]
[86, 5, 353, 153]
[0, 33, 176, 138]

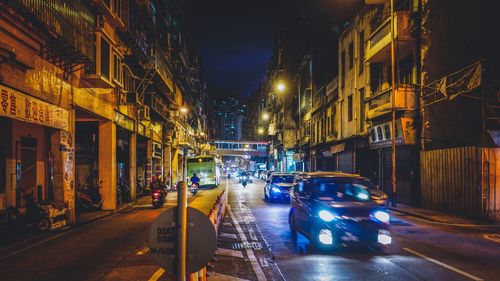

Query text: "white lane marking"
[228, 207, 267, 281]
[403, 247, 483, 281]
[259, 257, 269, 267]
[148, 268, 165, 281]
[219, 232, 238, 240]
[235, 188, 287, 281]
[136, 246, 150, 255]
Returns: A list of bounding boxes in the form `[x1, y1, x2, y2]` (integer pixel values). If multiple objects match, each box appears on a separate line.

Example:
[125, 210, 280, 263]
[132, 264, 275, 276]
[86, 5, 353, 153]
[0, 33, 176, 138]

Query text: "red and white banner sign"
[0, 85, 69, 131]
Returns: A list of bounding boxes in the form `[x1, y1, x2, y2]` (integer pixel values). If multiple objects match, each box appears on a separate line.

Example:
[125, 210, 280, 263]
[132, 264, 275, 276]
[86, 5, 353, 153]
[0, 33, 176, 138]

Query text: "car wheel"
[289, 212, 297, 239]
[37, 216, 51, 231]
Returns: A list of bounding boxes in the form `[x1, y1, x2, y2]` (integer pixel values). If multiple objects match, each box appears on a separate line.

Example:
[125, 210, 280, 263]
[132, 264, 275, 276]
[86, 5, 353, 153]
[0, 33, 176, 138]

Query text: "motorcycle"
[76, 187, 102, 210]
[7, 194, 51, 231]
[241, 178, 248, 188]
[190, 183, 199, 195]
[151, 188, 165, 208]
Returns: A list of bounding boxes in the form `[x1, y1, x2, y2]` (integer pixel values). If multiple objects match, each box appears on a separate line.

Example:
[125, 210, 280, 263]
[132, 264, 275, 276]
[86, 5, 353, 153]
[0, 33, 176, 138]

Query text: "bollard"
[176, 181, 188, 281]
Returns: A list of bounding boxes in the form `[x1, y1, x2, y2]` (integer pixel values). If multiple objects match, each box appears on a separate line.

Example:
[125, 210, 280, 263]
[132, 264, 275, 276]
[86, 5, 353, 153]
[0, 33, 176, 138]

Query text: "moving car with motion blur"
[288, 172, 391, 250]
[264, 173, 295, 202]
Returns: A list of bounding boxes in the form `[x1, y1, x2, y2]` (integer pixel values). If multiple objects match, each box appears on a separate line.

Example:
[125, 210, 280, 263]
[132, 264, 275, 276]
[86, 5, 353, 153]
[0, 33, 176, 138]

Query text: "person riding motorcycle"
[190, 173, 200, 186]
[151, 176, 167, 197]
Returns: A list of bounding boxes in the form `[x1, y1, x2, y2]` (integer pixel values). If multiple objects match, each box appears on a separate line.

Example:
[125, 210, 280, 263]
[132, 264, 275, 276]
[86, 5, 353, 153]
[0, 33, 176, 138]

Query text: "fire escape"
[10, 0, 95, 78]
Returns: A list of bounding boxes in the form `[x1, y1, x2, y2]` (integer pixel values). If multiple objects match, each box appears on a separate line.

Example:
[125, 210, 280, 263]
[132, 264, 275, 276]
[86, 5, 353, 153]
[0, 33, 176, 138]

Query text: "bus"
[187, 155, 221, 187]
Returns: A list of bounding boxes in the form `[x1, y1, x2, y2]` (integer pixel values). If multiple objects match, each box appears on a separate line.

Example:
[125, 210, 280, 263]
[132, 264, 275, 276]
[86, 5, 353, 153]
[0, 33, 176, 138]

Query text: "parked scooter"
[190, 183, 199, 195]
[151, 189, 165, 208]
[7, 193, 51, 231]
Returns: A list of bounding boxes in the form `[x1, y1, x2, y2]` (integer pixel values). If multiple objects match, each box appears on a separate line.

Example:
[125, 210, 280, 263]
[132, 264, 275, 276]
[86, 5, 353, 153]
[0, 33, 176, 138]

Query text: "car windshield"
[272, 176, 294, 183]
[311, 178, 373, 202]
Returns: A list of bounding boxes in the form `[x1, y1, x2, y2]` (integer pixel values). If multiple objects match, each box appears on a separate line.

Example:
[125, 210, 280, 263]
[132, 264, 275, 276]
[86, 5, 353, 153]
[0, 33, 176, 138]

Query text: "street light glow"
[275, 81, 286, 93]
[180, 107, 188, 114]
[262, 112, 270, 121]
[257, 127, 264, 134]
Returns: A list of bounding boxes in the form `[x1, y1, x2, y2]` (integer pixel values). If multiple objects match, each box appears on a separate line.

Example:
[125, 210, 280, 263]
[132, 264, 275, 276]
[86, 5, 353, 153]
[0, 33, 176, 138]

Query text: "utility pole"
[176, 181, 187, 281]
[390, 0, 397, 207]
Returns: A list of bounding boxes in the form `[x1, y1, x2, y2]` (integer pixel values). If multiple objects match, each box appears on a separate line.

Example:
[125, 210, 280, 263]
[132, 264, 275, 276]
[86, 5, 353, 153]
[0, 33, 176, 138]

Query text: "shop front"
[368, 117, 418, 204]
[0, 85, 72, 224]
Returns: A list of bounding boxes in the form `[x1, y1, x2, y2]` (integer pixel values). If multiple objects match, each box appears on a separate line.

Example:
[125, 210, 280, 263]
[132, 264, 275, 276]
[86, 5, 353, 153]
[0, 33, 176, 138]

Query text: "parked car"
[264, 173, 295, 202]
[288, 172, 391, 250]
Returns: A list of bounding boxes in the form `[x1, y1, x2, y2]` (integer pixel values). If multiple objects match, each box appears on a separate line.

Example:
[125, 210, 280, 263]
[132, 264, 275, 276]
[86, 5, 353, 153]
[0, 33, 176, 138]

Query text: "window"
[348, 42, 354, 70]
[377, 126, 383, 141]
[113, 52, 123, 85]
[370, 128, 376, 142]
[347, 95, 353, 121]
[341, 50, 345, 88]
[384, 124, 391, 139]
[359, 88, 365, 130]
[359, 30, 365, 75]
[100, 37, 111, 81]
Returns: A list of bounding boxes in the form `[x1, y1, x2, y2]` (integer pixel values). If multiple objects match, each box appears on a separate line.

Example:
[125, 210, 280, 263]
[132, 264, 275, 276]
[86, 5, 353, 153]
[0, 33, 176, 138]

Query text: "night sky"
[185, 0, 364, 99]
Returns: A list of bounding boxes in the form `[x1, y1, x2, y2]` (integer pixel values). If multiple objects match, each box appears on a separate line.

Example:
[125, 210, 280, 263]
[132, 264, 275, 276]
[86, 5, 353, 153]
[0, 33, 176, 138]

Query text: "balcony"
[11, 0, 95, 68]
[145, 92, 169, 120]
[366, 85, 417, 120]
[366, 12, 415, 62]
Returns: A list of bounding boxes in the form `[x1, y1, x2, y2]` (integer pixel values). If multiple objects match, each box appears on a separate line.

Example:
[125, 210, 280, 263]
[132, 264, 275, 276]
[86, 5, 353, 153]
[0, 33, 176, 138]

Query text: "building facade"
[0, 0, 208, 224]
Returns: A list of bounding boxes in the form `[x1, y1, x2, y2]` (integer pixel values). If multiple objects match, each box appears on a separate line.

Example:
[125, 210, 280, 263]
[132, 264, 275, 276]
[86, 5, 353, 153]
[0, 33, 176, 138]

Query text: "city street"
[215, 177, 500, 281]
[0, 177, 499, 281]
[0, 190, 216, 281]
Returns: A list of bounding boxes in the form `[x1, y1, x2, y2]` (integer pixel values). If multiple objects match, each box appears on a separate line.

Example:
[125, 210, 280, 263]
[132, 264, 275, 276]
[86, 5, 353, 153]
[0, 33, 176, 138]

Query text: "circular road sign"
[149, 207, 217, 274]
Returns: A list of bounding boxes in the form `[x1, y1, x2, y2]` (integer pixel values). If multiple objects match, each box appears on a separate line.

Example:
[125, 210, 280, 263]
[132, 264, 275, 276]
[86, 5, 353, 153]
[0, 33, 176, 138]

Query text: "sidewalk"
[389, 203, 499, 225]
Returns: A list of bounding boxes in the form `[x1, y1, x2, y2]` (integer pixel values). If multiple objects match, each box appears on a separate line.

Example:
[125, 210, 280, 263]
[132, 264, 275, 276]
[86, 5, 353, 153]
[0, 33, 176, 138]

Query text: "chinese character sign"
[0, 85, 69, 131]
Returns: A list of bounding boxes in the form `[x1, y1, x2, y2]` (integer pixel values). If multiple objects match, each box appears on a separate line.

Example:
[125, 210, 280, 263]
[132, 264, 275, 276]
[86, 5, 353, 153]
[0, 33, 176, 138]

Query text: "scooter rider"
[190, 173, 200, 187]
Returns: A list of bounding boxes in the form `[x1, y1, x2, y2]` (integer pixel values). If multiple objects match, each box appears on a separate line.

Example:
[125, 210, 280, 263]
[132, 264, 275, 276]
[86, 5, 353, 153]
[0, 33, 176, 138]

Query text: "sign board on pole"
[149, 207, 217, 274]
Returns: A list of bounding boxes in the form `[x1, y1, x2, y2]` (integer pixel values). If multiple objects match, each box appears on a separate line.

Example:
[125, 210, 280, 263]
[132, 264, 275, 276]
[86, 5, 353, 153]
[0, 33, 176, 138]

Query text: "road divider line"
[148, 268, 165, 281]
[403, 247, 483, 281]
[228, 207, 267, 281]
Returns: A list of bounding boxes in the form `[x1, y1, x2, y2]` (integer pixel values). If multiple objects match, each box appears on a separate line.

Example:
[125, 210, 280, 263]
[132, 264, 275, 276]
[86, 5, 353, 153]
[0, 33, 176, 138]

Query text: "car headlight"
[318, 210, 337, 222]
[357, 192, 369, 200]
[271, 187, 281, 193]
[372, 210, 390, 223]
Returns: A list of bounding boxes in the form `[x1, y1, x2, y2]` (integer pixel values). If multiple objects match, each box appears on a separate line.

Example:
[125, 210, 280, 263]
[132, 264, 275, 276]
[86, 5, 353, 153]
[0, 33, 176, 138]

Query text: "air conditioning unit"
[139, 105, 151, 121]
[126, 92, 139, 104]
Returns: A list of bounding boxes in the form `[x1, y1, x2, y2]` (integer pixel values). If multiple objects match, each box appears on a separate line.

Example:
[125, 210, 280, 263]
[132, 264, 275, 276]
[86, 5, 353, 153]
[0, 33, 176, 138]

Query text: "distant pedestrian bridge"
[213, 140, 268, 157]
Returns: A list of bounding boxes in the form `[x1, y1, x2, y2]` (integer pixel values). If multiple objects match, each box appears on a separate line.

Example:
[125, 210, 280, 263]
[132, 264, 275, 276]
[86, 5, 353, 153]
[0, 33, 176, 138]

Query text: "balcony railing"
[366, 85, 417, 120]
[12, 0, 95, 65]
[366, 11, 414, 62]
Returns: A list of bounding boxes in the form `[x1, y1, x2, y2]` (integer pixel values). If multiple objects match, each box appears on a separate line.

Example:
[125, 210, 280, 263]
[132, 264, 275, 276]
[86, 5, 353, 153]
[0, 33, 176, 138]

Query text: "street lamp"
[180, 106, 188, 114]
[275, 80, 287, 173]
[261, 112, 270, 121]
[275, 81, 286, 93]
[257, 127, 265, 135]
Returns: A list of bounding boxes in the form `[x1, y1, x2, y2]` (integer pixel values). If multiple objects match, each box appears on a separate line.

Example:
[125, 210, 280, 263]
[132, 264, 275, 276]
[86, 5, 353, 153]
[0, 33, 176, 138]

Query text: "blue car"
[289, 172, 391, 250]
[264, 173, 294, 202]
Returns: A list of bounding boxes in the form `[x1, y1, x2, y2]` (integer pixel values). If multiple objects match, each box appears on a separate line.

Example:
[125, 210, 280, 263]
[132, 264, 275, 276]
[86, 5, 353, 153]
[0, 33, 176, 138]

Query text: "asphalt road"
[0, 190, 205, 281]
[226, 177, 500, 281]
[1, 178, 499, 281]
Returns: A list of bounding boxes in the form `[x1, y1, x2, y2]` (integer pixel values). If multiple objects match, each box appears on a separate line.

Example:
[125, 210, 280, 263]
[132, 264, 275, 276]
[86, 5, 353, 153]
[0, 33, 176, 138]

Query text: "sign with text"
[0, 85, 69, 131]
[149, 207, 217, 274]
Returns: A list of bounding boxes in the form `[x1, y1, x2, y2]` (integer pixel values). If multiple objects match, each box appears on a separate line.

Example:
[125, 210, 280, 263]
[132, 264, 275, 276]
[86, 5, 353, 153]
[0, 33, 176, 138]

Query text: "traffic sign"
[149, 207, 217, 274]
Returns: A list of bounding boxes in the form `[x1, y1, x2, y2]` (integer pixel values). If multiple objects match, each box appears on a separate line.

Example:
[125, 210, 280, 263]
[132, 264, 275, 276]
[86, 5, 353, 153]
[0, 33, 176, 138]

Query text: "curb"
[389, 207, 499, 226]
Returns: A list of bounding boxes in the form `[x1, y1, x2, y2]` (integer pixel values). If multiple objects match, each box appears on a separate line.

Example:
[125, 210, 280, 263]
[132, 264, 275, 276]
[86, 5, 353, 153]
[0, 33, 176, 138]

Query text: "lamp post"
[390, 0, 397, 207]
[275, 81, 286, 172]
